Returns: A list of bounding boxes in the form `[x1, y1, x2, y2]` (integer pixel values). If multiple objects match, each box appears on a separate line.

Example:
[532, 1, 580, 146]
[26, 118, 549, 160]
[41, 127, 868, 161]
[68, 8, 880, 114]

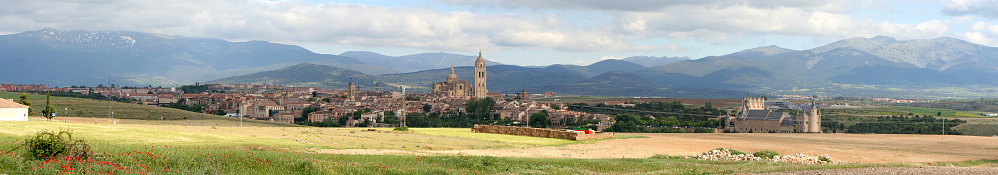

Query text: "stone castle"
[730, 97, 821, 133]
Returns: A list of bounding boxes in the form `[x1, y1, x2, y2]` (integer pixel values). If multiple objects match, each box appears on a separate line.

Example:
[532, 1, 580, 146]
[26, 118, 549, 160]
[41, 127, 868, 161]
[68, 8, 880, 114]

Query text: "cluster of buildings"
[0, 53, 611, 128]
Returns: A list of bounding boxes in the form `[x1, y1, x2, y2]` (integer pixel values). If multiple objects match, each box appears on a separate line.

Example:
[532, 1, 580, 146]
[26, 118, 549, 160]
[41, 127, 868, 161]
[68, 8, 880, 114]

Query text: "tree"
[704, 100, 712, 108]
[18, 94, 34, 115]
[41, 92, 56, 121]
[550, 104, 561, 110]
[422, 104, 432, 113]
[302, 106, 316, 118]
[529, 110, 549, 128]
[340, 95, 347, 99]
[211, 110, 226, 116]
[937, 111, 942, 116]
[321, 97, 331, 103]
[338, 116, 349, 126]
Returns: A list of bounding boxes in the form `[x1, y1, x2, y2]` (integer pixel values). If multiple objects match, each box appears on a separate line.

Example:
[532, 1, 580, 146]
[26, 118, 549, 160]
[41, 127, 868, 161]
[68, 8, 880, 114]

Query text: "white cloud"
[943, 0, 998, 18]
[958, 22, 998, 46]
[599, 56, 622, 60]
[0, 0, 658, 53]
[572, 60, 591, 65]
[2, 0, 993, 56]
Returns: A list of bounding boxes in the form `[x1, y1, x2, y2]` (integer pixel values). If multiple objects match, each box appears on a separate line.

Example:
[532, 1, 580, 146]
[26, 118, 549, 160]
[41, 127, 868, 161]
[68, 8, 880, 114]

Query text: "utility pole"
[942, 118, 946, 143]
[398, 86, 407, 128]
[108, 76, 114, 124]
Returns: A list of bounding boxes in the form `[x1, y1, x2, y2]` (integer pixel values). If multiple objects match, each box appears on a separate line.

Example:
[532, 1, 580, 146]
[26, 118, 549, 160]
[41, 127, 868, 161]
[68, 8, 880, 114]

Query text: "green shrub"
[19, 130, 90, 160]
[394, 126, 410, 131]
[649, 154, 680, 159]
[714, 148, 746, 155]
[819, 156, 830, 162]
[753, 150, 779, 159]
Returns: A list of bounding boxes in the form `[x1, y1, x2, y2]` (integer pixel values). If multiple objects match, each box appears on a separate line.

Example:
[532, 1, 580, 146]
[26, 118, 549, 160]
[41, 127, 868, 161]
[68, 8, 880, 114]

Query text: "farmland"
[0, 119, 903, 174]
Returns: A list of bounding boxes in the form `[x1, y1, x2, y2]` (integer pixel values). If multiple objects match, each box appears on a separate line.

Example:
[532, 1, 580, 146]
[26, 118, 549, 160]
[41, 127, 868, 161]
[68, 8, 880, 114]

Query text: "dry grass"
[5, 118, 575, 151]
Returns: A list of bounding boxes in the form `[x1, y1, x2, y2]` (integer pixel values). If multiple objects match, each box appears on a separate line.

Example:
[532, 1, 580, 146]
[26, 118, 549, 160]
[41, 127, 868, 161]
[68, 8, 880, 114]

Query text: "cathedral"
[432, 52, 488, 99]
[432, 67, 473, 98]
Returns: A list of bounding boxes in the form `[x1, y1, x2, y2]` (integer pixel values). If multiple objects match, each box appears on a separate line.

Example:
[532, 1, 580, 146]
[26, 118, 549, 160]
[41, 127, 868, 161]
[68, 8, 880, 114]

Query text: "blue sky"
[2, 0, 997, 66]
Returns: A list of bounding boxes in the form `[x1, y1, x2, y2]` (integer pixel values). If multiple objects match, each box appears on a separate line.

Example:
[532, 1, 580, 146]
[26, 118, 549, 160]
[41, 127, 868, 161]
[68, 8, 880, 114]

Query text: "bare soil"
[319, 133, 998, 164]
[737, 167, 998, 175]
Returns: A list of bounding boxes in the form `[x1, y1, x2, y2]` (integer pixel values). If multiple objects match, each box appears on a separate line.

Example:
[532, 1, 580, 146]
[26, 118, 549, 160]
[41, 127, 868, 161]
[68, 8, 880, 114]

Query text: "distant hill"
[723, 45, 796, 58]
[538, 71, 758, 98]
[621, 56, 690, 67]
[339, 51, 503, 73]
[211, 63, 380, 90]
[211, 63, 754, 98]
[0, 29, 397, 87]
[541, 59, 646, 77]
[635, 36, 998, 98]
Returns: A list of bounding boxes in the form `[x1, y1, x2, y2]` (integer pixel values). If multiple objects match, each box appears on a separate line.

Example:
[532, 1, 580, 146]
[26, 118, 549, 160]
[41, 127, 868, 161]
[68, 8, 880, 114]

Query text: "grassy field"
[0, 120, 897, 174]
[893, 106, 981, 117]
[0, 92, 295, 127]
[953, 118, 998, 136]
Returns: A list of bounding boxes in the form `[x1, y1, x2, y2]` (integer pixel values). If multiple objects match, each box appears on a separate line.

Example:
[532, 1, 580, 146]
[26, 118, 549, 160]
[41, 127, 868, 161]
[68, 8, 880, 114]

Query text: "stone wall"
[471, 125, 615, 140]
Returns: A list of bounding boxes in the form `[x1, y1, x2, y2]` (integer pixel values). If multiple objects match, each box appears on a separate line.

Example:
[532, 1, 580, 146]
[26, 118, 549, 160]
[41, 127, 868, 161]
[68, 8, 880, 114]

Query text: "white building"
[0, 98, 29, 121]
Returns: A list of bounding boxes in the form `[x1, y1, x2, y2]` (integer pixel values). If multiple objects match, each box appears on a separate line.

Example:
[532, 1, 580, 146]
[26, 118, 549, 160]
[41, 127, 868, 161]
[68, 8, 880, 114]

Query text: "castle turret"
[807, 98, 822, 133]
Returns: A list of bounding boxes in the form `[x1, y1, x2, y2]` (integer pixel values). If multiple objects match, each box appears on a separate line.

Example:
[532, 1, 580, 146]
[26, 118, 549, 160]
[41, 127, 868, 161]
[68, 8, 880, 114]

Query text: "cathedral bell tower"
[474, 51, 488, 98]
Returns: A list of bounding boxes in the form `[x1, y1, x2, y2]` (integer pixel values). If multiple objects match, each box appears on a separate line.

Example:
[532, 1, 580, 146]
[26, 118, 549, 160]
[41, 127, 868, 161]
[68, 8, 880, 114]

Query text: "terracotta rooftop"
[0, 98, 29, 108]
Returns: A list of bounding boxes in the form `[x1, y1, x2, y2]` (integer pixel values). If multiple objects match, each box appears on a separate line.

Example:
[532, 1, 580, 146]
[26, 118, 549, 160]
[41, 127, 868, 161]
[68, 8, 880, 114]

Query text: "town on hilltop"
[0, 53, 614, 129]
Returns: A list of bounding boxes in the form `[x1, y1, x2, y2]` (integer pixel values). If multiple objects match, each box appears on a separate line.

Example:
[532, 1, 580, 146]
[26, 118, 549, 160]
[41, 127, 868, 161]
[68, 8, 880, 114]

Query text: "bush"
[752, 150, 779, 159]
[394, 126, 409, 131]
[819, 156, 830, 162]
[714, 148, 746, 155]
[18, 130, 90, 160]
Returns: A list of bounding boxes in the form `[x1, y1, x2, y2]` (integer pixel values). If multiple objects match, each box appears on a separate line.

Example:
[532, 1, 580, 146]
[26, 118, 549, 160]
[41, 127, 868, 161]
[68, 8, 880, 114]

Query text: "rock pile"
[689, 148, 761, 161]
[771, 154, 841, 164]
[687, 149, 841, 164]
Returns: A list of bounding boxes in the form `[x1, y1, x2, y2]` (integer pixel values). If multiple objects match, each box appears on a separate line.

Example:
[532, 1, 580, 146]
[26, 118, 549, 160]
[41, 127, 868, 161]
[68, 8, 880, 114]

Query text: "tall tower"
[474, 51, 488, 98]
[807, 97, 822, 133]
[374, 81, 381, 93]
[347, 79, 356, 101]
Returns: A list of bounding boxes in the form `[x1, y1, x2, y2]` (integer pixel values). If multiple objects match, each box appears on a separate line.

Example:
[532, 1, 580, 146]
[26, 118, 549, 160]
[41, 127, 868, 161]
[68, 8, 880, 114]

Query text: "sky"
[1, 0, 997, 66]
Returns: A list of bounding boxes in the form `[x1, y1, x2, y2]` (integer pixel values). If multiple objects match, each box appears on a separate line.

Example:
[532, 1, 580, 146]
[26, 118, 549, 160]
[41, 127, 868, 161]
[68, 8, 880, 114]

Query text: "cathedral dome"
[446, 67, 459, 82]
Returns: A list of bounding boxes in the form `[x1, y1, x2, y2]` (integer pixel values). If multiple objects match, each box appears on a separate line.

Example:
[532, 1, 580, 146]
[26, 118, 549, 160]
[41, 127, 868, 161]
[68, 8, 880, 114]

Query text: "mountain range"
[4, 29, 998, 98]
[0, 29, 396, 86]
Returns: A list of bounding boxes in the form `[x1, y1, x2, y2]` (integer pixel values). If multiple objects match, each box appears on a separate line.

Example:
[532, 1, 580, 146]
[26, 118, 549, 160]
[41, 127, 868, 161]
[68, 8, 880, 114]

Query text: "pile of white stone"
[771, 153, 841, 164]
[688, 148, 761, 161]
[687, 148, 841, 164]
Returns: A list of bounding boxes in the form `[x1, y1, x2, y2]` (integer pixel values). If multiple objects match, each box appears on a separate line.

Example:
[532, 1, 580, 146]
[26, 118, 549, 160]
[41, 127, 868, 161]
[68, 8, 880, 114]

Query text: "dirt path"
[317, 133, 998, 164]
[737, 167, 998, 175]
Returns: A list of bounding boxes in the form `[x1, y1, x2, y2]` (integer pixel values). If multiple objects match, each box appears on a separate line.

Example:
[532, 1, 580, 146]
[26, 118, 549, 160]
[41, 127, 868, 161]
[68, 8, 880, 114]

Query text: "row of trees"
[565, 101, 726, 131]
[160, 99, 204, 113]
[603, 114, 717, 133]
[843, 115, 965, 135]
[21, 90, 137, 103]
[16, 93, 58, 121]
